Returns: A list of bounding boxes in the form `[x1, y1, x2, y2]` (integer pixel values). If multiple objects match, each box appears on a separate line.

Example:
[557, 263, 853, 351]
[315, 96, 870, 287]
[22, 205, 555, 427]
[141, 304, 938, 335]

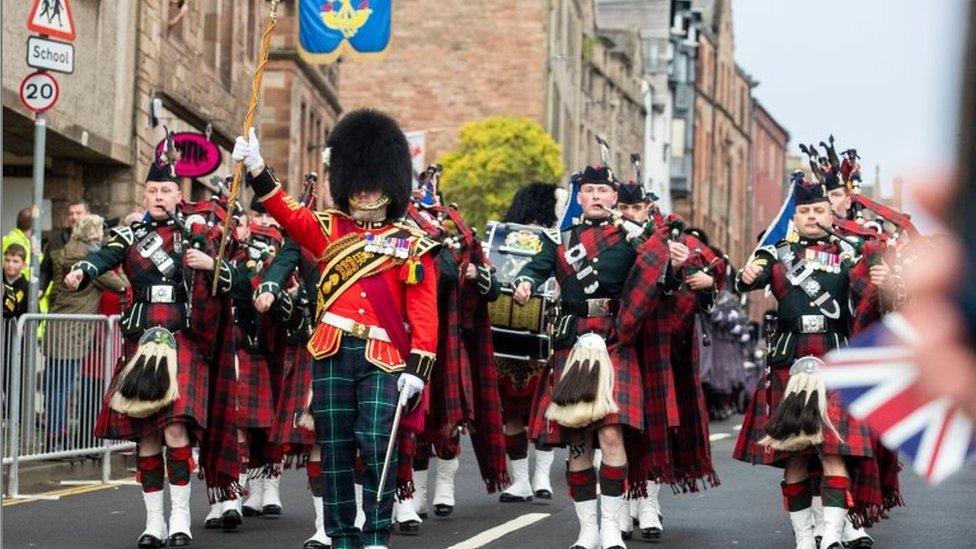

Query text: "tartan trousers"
[312, 338, 399, 549]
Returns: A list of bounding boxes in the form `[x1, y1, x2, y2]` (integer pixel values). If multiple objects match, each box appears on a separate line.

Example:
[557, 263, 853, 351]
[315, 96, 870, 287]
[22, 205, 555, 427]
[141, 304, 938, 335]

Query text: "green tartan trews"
[312, 338, 399, 548]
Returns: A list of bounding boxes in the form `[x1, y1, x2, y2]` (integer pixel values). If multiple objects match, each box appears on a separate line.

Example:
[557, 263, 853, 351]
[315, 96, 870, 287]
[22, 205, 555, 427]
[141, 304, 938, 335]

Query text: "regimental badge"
[501, 230, 544, 255]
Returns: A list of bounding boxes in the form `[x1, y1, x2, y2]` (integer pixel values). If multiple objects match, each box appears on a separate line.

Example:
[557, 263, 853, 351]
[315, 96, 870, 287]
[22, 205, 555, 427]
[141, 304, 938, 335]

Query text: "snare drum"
[483, 221, 556, 362]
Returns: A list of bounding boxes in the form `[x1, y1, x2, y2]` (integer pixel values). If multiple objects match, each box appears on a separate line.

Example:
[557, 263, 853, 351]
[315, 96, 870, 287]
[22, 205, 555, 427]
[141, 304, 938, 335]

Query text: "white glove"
[232, 127, 265, 176]
[397, 373, 425, 406]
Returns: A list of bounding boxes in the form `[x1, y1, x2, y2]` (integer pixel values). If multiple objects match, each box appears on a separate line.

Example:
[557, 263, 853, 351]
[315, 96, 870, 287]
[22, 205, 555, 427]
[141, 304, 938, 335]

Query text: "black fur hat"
[327, 109, 411, 219]
[502, 182, 560, 228]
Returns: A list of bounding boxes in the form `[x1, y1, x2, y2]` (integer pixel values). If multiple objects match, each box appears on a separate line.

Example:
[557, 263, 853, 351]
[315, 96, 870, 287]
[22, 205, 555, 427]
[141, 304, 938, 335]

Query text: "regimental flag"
[823, 314, 976, 484]
[558, 173, 583, 232]
[748, 184, 796, 262]
[298, 0, 392, 64]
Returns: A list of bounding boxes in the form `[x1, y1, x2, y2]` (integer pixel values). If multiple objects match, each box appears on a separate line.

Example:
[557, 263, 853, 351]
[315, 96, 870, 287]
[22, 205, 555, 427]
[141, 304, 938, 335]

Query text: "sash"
[316, 227, 402, 313]
[359, 267, 429, 432]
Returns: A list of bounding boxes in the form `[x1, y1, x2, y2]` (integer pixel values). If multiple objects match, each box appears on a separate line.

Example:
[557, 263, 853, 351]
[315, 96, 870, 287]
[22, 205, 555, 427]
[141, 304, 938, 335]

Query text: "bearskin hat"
[502, 182, 560, 228]
[327, 109, 412, 219]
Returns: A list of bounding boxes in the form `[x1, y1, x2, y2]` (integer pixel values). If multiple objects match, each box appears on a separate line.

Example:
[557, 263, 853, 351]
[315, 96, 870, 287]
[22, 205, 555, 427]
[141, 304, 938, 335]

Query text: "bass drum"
[483, 221, 555, 362]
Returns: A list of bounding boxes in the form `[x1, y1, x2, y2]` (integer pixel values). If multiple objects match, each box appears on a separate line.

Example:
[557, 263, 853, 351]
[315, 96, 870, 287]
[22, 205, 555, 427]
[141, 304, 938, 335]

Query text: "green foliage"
[437, 117, 563, 232]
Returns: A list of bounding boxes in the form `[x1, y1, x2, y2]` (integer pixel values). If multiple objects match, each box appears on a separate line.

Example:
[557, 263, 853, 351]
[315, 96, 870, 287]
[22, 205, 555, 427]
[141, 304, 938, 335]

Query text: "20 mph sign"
[19, 71, 60, 113]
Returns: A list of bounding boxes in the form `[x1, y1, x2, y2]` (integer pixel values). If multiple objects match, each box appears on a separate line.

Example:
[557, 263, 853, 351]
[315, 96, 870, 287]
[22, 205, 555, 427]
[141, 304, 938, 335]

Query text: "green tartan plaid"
[312, 338, 399, 548]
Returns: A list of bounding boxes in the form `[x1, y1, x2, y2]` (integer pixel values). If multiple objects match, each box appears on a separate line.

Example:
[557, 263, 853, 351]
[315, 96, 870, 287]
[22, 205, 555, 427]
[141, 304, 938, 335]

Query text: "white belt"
[321, 311, 390, 342]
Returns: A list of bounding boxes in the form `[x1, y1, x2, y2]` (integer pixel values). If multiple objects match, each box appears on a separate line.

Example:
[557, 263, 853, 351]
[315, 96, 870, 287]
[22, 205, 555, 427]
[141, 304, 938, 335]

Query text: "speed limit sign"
[19, 70, 60, 113]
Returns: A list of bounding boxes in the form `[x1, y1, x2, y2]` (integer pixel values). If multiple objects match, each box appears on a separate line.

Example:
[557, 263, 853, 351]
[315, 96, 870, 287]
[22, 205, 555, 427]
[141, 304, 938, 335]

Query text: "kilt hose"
[528, 316, 643, 464]
[270, 343, 316, 468]
[733, 346, 903, 526]
[94, 331, 208, 441]
[312, 338, 399, 549]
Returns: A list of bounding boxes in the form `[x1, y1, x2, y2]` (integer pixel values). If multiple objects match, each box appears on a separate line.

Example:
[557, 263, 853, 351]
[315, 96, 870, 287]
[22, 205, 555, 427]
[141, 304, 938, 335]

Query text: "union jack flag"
[822, 314, 976, 484]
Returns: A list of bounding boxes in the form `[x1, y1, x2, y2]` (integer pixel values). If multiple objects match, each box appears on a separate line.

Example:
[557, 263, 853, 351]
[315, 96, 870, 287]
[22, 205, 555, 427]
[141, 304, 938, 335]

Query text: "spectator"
[42, 214, 128, 448]
[3, 244, 29, 320]
[39, 201, 90, 295]
[3, 243, 30, 416]
[2, 207, 37, 279]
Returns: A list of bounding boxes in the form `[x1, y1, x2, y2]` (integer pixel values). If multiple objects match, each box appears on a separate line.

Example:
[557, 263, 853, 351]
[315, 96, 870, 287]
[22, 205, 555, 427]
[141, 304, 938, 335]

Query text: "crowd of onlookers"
[3, 202, 142, 449]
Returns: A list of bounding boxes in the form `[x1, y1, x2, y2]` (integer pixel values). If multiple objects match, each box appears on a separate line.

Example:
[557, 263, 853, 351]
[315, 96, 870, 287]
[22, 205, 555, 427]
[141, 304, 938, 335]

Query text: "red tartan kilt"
[270, 344, 315, 447]
[732, 333, 903, 525]
[733, 335, 875, 466]
[498, 362, 542, 425]
[94, 331, 208, 441]
[236, 329, 275, 429]
[528, 317, 642, 445]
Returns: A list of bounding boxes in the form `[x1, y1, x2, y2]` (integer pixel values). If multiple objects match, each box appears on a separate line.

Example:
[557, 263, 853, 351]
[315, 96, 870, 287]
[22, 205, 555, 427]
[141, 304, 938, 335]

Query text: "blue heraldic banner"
[298, 0, 392, 64]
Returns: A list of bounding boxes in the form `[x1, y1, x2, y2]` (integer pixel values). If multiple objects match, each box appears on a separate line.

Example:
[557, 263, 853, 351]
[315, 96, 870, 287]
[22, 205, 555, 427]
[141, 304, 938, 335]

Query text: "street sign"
[19, 71, 60, 113]
[27, 0, 77, 42]
[26, 36, 74, 74]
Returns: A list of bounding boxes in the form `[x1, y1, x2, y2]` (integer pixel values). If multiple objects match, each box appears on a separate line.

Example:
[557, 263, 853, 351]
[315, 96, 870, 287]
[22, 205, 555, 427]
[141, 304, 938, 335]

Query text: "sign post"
[19, 70, 60, 314]
[27, 113, 47, 315]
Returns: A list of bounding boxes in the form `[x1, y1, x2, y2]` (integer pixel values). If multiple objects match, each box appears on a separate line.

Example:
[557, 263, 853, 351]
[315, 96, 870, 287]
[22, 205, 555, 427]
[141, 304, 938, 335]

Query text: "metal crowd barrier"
[3, 314, 136, 499]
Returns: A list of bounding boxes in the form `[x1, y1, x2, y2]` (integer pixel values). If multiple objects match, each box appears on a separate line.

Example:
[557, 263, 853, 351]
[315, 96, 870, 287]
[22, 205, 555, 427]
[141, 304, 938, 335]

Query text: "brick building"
[689, 0, 754, 267]
[338, 0, 646, 178]
[2, 0, 339, 232]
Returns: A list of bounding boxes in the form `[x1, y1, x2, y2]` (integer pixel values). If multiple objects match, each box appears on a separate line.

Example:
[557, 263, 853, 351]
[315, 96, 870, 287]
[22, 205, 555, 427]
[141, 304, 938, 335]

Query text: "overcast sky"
[732, 0, 968, 192]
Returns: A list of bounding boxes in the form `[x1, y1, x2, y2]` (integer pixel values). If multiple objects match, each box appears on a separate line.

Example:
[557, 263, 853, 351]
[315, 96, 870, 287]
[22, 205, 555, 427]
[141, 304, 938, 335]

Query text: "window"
[167, 0, 188, 40]
[671, 119, 686, 157]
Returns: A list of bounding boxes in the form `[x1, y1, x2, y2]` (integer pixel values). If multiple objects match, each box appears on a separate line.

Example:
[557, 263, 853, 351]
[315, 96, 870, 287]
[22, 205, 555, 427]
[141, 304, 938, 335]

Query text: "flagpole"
[212, 0, 279, 295]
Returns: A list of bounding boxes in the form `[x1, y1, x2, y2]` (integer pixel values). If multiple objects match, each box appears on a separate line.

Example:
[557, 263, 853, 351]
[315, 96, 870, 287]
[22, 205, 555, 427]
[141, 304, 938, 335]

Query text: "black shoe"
[847, 536, 874, 548]
[168, 532, 191, 547]
[534, 489, 552, 500]
[137, 534, 167, 548]
[204, 516, 223, 529]
[262, 504, 282, 516]
[622, 530, 633, 540]
[418, 511, 428, 519]
[303, 540, 331, 549]
[641, 527, 663, 541]
[397, 520, 421, 535]
[242, 505, 263, 517]
[222, 509, 242, 530]
[433, 503, 454, 516]
[499, 493, 533, 503]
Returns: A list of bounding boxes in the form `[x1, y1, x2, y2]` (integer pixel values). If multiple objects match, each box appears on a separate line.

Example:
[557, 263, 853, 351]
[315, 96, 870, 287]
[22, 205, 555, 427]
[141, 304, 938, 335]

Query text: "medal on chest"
[364, 232, 411, 259]
[804, 249, 841, 273]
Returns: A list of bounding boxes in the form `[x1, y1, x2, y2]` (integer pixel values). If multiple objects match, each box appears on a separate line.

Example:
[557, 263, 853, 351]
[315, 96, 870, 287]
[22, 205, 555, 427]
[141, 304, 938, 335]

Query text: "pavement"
[3, 418, 975, 548]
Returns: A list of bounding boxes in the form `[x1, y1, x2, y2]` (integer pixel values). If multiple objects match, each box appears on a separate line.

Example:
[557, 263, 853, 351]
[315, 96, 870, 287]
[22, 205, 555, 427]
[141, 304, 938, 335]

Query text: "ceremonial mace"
[212, 0, 279, 295]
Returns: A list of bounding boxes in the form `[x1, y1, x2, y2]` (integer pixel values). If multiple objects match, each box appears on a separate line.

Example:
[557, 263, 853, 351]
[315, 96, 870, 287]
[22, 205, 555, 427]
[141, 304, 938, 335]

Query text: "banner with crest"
[298, 0, 392, 64]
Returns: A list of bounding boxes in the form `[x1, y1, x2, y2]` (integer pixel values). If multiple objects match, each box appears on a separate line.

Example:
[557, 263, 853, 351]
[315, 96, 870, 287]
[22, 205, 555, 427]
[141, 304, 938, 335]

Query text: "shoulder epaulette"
[108, 225, 135, 246]
[758, 244, 779, 257]
[314, 210, 336, 237]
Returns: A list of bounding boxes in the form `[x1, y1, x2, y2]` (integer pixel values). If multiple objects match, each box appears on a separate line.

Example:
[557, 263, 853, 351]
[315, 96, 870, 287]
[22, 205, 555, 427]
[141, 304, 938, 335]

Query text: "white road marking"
[709, 432, 733, 442]
[446, 512, 550, 549]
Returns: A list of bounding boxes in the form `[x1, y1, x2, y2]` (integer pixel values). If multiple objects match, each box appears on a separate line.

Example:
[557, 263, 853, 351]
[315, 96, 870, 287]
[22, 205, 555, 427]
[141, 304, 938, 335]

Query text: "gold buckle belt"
[321, 312, 391, 342]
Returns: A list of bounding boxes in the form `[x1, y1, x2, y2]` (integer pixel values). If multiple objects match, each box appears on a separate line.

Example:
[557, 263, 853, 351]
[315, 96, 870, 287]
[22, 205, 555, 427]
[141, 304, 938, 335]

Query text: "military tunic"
[514, 216, 642, 445]
[731, 236, 902, 526]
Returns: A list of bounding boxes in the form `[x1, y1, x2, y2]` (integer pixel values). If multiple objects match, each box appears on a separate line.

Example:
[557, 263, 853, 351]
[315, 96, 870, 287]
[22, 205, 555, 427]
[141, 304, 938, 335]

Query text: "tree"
[437, 117, 563, 232]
